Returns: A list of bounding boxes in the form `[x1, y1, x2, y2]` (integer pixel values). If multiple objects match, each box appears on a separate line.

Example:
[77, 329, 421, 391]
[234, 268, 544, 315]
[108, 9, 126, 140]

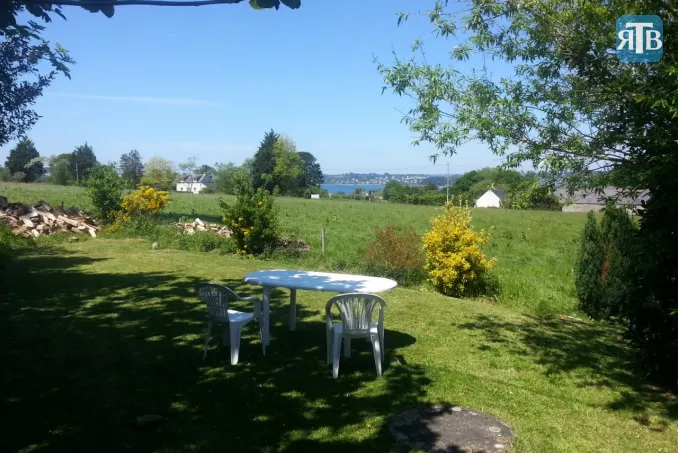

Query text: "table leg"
[263, 287, 271, 347]
[289, 289, 297, 331]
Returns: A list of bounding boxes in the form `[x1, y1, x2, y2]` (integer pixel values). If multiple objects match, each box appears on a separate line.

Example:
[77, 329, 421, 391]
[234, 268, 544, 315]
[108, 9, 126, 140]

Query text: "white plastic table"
[243, 269, 398, 350]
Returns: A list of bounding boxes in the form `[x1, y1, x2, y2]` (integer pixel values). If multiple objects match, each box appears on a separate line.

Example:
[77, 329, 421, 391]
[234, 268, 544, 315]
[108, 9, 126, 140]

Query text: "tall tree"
[49, 153, 72, 185]
[298, 151, 323, 188]
[251, 129, 279, 192]
[272, 136, 304, 195]
[0, 2, 74, 147]
[213, 162, 240, 194]
[141, 157, 176, 191]
[4, 138, 43, 182]
[196, 164, 216, 175]
[70, 143, 97, 183]
[119, 149, 144, 187]
[178, 156, 198, 192]
[378, 0, 678, 377]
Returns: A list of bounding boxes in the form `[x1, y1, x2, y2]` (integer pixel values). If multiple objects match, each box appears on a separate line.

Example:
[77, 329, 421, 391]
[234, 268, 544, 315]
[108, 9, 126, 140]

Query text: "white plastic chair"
[325, 293, 385, 378]
[196, 282, 263, 365]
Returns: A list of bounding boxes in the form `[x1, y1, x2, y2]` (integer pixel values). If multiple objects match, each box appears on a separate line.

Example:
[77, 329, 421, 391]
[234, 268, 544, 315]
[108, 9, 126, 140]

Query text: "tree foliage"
[251, 129, 279, 193]
[378, 0, 678, 377]
[4, 138, 43, 182]
[2, 0, 301, 31]
[86, 163, 125, 223]
[272, 136, 304, 195]
[49, 153, 73, 185]
[119, 149, 144, 187]
[298, 151, 323, 188]
[0, 2, 74, 147]
[140, 157, 176, 191]
[70, 143, 98, 183]
[213, 162, 241, 194]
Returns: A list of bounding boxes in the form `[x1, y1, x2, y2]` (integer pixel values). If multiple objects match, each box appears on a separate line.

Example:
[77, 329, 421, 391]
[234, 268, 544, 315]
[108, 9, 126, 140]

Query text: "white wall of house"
[310, 194, 320, 199]
[475, 190, 502, 208]
[176, 182, 209, 194]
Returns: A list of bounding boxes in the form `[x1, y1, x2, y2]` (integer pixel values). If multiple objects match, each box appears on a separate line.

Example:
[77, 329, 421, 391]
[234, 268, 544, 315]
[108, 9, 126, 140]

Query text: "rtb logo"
[616, 15, 663, 62]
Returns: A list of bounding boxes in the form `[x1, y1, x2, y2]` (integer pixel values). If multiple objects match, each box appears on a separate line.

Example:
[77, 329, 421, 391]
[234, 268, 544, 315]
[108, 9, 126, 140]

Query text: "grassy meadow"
[1, 182, 586, 315]
[2, 240, 677, 453]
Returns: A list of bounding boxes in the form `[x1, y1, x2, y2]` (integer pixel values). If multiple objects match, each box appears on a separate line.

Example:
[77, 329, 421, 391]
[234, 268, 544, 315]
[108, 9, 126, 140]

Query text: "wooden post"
[321, 228, 326, 257]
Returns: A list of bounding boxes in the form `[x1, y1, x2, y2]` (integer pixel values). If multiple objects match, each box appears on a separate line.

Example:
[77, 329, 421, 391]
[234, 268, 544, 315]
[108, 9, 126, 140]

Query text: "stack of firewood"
[0, 196, 100, 238]
[174, 218, 232, 237]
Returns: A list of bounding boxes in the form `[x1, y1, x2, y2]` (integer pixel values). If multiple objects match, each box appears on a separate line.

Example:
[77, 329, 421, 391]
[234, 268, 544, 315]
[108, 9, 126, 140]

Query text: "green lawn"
[1, 240, 677, 453]
[1, 183, 586, 315]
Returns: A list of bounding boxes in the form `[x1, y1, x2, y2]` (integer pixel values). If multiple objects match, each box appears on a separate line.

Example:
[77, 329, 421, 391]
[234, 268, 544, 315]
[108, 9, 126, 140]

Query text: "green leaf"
[250, 0, 279, 9]
[281, 0, 301, 9]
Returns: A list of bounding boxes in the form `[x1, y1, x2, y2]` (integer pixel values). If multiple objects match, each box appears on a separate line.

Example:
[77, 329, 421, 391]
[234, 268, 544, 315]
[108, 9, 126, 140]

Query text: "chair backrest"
[196, 283, 240, 320]
[326, 293, 385, 336]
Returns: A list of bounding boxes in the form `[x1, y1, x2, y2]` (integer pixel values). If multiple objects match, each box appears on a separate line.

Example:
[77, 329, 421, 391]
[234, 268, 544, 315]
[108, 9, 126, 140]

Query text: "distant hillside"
[323, 173, 461, 185]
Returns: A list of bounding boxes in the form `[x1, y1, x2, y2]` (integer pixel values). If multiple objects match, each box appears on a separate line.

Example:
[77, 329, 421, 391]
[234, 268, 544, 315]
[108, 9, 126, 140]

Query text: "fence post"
[321, 228, 326, 257]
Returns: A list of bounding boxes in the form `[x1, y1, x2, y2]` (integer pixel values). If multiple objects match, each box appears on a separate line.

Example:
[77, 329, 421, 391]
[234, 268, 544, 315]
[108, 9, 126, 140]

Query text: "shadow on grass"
[457, 314, 678, 425]
[0, 247, 427, 453]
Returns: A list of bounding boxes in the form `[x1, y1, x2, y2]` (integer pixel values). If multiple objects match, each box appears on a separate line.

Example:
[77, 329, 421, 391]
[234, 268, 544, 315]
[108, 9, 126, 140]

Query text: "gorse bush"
[117, 186, 169, 221]
[575, 204, 637, 321]
[86, 164, 125, 223]
[363, 223, 425, 286]
[219, 172, 279, 255]
[423, 203, 496, 297]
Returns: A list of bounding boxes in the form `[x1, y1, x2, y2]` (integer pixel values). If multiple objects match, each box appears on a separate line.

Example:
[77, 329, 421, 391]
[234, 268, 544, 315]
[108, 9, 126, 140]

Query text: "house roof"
[181, 174, 212, 184]
[554, 186, 649, 206]
[490, 189, 507, 198]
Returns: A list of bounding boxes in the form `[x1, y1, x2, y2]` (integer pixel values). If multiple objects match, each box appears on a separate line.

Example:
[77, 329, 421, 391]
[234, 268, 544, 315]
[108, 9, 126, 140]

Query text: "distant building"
[475, 189, 507, 208]
[554, 187, 649, 213]
[310, 194, 320, 199]
[176, 174, 213, 194]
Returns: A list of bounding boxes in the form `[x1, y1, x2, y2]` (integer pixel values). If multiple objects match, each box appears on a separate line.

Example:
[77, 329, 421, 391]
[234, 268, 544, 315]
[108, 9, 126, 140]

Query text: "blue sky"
[4, 1, 514, 175]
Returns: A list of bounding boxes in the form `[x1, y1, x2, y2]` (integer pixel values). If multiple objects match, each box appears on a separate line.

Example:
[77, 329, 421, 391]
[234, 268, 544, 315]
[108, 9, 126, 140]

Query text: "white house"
[475, 189, 507, 208]
[176, 174, 213, 194]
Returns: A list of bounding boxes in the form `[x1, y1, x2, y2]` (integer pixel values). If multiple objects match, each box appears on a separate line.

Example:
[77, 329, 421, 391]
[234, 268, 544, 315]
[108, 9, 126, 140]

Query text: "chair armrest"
[238, 296, 261, 302]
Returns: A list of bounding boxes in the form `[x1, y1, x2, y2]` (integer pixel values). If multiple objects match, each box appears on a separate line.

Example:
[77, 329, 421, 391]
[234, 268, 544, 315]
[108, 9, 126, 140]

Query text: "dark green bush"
[219, 172, 279, 255]
[86, 164, 125, 223]
[575, 204, 637, 321]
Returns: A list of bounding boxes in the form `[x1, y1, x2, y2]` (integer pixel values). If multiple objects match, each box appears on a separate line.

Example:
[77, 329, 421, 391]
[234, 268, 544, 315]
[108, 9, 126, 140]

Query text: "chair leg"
[326, 325, 332, 365]
[343, 337, 351, 358]
[222, 323, 230, 346]
[332, 330, 342, 378]
[230, 324, 243, 365]
[371, 333, 382, 377]
[259, 316, 266, 357]
[203, 320, 213, 360]
[379, 327, 385, 364]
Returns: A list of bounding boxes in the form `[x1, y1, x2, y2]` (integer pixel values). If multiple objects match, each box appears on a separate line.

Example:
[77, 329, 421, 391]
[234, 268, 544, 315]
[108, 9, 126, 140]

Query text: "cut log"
[57, 215, 80, 227]
[30, 229, 41, 238]
[87, 227, 97, 238]
[13, 225, 28, 236]
[20, 216, 35, 228]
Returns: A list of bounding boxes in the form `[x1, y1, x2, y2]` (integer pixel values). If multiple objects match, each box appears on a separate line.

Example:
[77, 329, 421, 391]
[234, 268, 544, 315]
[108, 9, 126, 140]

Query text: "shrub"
[219, 172, 279, 255]
[363, 223, 426, 286]
[201, 186, 214, 194]
[575, 204, 638, 321]
[86, 164, 125, 223]
[423, 203, 497, 297]
[117, 186, 169, 222]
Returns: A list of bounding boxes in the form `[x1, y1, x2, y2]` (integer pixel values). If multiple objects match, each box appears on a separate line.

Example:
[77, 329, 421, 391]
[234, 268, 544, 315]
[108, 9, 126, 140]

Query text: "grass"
[1, 239, 677, 453]
[1, 182, 586, 315]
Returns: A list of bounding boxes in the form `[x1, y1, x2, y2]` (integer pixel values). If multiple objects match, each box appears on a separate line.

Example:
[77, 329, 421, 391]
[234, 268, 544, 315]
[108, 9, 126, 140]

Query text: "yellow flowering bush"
[423, 203, 497, 297]
[219, 172, 279, 255]
[116, 186, 169, 222]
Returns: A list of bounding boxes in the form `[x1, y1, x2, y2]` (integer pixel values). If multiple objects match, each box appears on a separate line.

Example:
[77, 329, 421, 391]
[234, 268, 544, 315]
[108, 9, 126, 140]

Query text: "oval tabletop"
[244, 269, 398, 293]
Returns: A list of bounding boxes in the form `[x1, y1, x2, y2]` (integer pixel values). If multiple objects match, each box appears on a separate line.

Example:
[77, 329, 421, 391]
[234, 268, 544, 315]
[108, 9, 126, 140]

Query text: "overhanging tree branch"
[20, 0, 245, 6]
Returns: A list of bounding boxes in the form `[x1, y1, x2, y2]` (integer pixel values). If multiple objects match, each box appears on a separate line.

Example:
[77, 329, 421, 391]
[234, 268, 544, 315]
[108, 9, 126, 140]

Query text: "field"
[1, 182, 586, 315]
[2, 240, 677, 453]
[2, 182, 678, 452]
